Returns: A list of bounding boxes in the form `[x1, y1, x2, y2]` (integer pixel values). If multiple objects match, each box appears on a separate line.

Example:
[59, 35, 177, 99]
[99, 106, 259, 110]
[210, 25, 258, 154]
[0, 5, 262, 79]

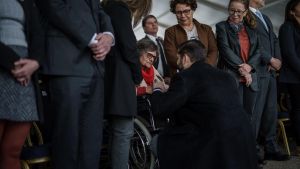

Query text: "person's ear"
[290, 10, 295, 16]
[183, 54, 190, 64]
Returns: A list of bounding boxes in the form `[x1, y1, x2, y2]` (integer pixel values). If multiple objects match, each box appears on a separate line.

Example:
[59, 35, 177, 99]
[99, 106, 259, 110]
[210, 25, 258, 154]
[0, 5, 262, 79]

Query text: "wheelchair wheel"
[129, 118, 155, 169]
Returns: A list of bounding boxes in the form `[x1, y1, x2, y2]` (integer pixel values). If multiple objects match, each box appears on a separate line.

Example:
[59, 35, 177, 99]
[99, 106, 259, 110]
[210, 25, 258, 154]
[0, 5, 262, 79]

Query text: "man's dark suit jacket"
[36, 0, 113, 77]
[252, 12, 281, 76]
[151, 61, 257, 169]
[216, 21, 261, 91]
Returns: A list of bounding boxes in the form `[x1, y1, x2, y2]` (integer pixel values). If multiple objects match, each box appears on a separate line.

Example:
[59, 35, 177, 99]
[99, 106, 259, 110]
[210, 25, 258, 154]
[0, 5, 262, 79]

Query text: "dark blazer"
[143, 35, 170, 77]
[151, 62, 257, 169]
[164, 19, 218, 76]
[36, 0, 114, 76]
[279, 21, 300, 84]
[103, 1, 142, 116]
[252, 12, 281, 76]
[0, 0, 45, 120]
[216, 21, 261, 91]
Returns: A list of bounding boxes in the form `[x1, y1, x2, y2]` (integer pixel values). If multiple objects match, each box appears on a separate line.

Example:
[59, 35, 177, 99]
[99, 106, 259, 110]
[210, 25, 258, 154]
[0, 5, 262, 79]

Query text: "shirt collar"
[249, 7, 258, 14]
[146, 34, 157, 42]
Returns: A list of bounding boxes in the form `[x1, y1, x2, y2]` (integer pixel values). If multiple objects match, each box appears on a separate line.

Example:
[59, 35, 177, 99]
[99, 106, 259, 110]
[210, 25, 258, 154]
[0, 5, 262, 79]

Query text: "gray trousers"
[253, 74, 279, 152]
[110, 116, 134, 169]
[46, 69, 104, 169]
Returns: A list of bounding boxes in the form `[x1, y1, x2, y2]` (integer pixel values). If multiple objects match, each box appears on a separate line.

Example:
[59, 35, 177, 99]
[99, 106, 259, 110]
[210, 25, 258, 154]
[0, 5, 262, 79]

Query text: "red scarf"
[142, 66, 154, 86]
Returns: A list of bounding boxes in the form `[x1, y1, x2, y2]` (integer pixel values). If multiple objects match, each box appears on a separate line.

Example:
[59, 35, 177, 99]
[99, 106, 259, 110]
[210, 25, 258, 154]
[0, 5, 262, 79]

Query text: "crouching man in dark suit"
[150, 40, 259, 169]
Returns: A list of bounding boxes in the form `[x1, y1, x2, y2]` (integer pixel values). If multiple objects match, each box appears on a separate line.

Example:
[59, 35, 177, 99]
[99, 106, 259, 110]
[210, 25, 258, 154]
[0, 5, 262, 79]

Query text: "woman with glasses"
[279, 0, 300, 156]
[216, 0, 261, 130]
[136, 38, 168, 96]
[164, 0, 218, 77]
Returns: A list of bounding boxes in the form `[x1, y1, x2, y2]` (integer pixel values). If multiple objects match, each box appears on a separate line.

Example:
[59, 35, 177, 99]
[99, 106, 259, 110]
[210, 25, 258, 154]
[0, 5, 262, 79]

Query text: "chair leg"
[278, 120, 291, 156]
[21, 160, 30, 169]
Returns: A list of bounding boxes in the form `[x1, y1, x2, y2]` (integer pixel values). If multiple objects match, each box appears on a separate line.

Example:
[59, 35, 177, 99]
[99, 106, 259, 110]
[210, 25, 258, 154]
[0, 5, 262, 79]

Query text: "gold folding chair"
[21, 122, 51, 169]
[277, 93, 291, 156]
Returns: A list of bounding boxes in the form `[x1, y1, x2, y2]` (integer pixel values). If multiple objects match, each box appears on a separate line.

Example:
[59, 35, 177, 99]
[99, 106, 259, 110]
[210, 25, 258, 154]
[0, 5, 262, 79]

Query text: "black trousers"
[287, 83, 300, 145]
[46, 70, 104, 169]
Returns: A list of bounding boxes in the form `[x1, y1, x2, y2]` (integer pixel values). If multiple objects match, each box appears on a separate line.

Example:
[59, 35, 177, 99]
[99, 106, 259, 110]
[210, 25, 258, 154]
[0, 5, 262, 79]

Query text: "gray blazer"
[36, 0, 114, 76]
[216, 21, 261, 91]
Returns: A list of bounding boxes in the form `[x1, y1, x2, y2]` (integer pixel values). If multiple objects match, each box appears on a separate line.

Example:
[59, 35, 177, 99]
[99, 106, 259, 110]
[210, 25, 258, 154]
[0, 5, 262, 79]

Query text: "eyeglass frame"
[145, 51, 158, 62]
[228, 9, 247, 16]
[175, 9, 192, 16]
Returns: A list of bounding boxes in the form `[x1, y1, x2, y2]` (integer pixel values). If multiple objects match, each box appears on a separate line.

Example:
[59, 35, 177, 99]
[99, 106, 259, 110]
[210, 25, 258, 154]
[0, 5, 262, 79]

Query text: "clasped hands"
[239, 63, 252, 87]
[11, 58, 39, 86]
[89, 33, 113, 61]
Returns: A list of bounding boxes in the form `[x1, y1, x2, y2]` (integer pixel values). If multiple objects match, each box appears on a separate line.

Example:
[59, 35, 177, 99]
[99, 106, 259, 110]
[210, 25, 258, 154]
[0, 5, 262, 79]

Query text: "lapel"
[255, 14, 269, 33]
[225, 22, 239, 49]
[85, 0, 100, 32]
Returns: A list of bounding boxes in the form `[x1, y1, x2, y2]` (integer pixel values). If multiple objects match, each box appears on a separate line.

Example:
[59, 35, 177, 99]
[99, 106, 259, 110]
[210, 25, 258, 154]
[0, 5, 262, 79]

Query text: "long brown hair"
[285, 0, 300, 26]
[102, 0, 152, 28]
[228, 0, 257, 28]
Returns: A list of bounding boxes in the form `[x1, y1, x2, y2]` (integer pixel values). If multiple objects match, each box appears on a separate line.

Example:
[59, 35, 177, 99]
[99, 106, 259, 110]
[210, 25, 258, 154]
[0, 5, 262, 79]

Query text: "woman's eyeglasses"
[175, 9, 192, 16]
[228, 9, 247, 16]
[145, 52, 157, 62]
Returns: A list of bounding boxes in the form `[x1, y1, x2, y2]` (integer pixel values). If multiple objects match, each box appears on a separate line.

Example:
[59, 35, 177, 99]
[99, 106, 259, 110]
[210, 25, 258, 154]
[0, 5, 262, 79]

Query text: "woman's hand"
[11, 58, 39, 86]
[244, 73, 252, 87]
[239, 63, 252, 75]
[146, 86, 153, 94]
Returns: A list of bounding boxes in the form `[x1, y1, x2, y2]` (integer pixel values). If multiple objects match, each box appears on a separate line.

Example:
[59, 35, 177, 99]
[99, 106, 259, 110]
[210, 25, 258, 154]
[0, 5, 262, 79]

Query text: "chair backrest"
[21, 122, 51, 163]
[25, 122, 44, 147]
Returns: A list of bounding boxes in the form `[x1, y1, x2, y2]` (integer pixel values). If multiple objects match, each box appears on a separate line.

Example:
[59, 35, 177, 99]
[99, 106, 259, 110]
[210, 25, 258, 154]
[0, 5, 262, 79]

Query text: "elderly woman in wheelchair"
[127, 39, 171, 169]
[136, 38, 168, 96]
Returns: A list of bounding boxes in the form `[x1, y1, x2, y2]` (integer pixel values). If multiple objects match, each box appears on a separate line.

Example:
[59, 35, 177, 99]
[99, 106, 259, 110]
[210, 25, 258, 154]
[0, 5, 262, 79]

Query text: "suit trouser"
[253, 74, 278, 152]
[46, 71, 104, 169]
[252, 74, 270, 139]
[259, 75, 278, 152]
[238, 83, 258, 123]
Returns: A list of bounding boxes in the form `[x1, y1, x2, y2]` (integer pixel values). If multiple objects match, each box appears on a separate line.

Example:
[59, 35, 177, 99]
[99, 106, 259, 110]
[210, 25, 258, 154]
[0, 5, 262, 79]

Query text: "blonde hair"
[102, 0, 152, 28]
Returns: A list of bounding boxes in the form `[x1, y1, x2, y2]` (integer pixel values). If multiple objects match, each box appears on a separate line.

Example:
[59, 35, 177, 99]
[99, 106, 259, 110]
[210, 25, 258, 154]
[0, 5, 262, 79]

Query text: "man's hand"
[11, 59, 39, 86]
[89, 33, 113, 61]
[270, 57, 281, 71]
[153, 80, 168, 92]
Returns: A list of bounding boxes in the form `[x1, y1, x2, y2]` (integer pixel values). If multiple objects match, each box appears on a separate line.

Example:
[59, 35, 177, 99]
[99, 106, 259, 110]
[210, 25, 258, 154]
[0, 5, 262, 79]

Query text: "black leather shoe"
[264, 151, 290, 161]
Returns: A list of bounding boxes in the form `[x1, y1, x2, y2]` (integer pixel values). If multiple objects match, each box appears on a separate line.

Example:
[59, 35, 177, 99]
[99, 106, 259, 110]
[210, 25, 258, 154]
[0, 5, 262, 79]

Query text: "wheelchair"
[100, 95, 166, 169]
[128, 95, 169, 169]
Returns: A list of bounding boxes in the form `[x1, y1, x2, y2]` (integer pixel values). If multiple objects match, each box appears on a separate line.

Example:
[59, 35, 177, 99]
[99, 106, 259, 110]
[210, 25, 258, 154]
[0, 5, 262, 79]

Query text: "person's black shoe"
[258, 158, 267, 165]
[264, 151, 290, 161]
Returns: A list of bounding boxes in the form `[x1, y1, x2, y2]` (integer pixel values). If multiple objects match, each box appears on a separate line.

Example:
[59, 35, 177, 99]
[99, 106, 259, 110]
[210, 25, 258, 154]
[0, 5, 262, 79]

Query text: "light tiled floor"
[264, 156, 300, 169]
